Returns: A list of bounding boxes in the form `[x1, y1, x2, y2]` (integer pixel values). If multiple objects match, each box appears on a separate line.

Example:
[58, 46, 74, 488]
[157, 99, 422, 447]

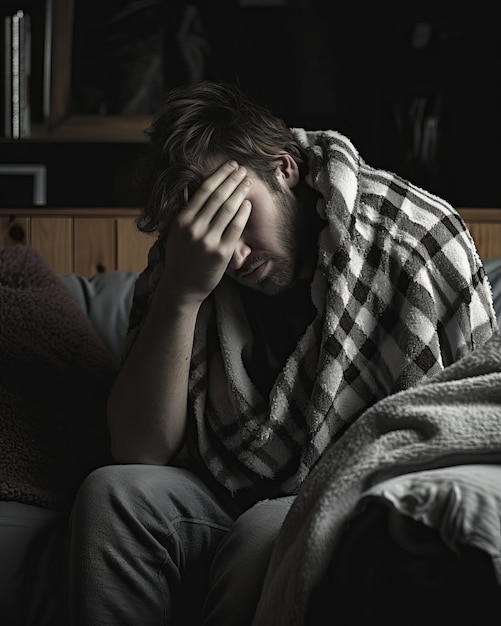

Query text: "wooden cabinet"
[0, 207, 154, 276]
[458, 208, 501, 259]
[1, 207, 498, 282]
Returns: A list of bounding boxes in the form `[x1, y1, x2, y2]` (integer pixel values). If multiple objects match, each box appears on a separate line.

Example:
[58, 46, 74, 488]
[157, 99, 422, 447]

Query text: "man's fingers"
[172, 160, 253, 276]
[209, 177, 253, 231]
[183, 161, 250, 225]
[221, 199, 252, 246]
[186, 161, 238, 212]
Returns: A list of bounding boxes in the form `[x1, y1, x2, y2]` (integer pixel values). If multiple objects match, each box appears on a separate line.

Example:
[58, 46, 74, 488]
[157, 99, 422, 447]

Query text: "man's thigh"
[69, 464, 235, 625]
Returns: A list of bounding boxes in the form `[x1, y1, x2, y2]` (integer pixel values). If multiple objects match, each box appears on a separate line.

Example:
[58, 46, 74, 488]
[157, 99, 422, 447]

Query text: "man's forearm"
[107, 283, 200, 465]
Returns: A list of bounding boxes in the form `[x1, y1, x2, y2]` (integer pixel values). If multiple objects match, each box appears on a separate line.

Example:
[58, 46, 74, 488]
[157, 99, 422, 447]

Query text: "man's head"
[138, 80, 307, 236]
[138, 80, 321, 295]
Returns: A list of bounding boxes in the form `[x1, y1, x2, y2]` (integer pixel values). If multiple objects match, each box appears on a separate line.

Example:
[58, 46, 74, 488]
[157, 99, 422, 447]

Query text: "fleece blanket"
[0, 246, 116, 510]
[252, 329, 501, 626]
[127, 129, 496, 501]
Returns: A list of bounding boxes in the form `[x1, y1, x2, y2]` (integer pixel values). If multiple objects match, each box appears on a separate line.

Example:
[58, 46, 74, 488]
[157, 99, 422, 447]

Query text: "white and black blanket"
[252, 328, 501, 626]
[127, 129, 496, 499]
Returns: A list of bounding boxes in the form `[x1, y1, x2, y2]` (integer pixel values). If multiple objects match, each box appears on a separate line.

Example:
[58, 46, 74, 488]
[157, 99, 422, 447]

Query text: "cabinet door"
[74, 218, 115, 276]
[116, 217, 153, 272]
[0, 209, 153, 276]
[31, 217, 72, 274]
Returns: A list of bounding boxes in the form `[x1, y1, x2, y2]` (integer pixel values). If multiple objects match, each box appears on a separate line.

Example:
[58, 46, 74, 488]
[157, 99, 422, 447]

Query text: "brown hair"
[136, 80, 306, 234]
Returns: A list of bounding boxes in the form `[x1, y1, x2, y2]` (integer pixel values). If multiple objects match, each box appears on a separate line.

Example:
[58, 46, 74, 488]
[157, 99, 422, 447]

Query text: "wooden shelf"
[30, 115, 152, 142]
[457, 208, 501, 223]
[0, 207, 143, 216]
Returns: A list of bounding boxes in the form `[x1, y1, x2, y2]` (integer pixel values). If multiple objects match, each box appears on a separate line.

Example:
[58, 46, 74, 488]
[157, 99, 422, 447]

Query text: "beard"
[254, 187, 307, 296]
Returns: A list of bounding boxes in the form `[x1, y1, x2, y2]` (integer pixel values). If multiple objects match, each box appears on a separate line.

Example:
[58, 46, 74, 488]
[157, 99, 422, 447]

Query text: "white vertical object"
[11, 10, 21, 139]
[3, 15, 12, 138]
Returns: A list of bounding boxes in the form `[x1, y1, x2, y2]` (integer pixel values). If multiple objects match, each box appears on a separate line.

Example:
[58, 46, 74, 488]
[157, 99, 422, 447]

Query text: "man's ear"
[276, 154, 300, 189]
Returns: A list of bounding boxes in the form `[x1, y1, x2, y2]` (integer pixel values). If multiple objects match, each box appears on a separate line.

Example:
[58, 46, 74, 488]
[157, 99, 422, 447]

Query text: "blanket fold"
[252, 329, 501, 626]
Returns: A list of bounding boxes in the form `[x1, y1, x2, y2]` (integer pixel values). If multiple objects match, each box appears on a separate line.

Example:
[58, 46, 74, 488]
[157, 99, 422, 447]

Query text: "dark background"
[1, 1, 500, 208]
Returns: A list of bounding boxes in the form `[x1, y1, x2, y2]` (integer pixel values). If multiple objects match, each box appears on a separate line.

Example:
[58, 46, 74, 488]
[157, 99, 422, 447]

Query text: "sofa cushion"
[0, 245, 117, 511]
[0, 502, 62, 625]
[59, 270, 138, 363]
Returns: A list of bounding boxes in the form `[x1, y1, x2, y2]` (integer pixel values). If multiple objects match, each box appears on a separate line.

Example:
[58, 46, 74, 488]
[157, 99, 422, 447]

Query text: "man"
[67, 80, 496, 625]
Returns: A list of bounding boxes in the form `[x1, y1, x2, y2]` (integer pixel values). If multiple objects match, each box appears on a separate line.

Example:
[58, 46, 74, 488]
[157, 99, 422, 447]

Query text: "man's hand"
[162, 160, 253, 304]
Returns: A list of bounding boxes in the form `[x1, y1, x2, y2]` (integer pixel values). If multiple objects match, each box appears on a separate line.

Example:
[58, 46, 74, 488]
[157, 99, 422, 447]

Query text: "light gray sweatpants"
[67, 464, 293, 626]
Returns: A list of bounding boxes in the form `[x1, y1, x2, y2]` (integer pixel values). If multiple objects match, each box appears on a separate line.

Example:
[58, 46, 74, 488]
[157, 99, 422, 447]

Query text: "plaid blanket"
[126, 129, 496, 499]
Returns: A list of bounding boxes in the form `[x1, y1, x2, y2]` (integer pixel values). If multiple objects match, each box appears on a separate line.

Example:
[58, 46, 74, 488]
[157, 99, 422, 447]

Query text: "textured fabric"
[126, 129, 497, 501]
[0, 246, 116, 509]
[252, 329, 501, 626]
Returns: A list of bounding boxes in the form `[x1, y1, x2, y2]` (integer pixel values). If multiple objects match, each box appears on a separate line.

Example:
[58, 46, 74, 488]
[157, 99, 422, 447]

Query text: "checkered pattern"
[126, 129, 497, 497]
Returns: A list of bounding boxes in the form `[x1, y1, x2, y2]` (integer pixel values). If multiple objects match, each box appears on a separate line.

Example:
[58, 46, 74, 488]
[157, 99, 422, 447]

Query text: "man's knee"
[75, 464, 192, 506]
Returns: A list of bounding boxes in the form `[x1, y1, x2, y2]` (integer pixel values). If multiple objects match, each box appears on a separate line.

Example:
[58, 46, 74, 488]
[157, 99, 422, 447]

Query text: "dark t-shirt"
[238, 280, 317, 397]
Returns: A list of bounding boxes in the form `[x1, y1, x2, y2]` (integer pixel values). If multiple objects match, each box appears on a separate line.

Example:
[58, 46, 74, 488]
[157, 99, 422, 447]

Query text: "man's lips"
[239, 259, 271, 283]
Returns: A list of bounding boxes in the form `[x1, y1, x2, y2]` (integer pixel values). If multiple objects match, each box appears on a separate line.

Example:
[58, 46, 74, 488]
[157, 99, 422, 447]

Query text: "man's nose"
[227, 238, 251, 271]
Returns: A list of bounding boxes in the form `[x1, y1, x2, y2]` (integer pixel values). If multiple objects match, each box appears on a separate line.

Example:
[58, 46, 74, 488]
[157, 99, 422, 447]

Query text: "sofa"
[0, 245, 139, 626]
[1, 245, 501, 625]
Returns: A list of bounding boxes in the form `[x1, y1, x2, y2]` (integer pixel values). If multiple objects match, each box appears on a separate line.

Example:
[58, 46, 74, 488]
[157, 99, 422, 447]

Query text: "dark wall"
[208, 5, 500, 207]
[69, 2, 501, 207]
[2, 2, 500, 208]
[0, 141, 147, 207]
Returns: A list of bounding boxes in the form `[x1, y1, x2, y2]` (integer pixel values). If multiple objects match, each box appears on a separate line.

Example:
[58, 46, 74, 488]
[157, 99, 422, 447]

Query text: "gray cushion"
[59, 271, 139, 363]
